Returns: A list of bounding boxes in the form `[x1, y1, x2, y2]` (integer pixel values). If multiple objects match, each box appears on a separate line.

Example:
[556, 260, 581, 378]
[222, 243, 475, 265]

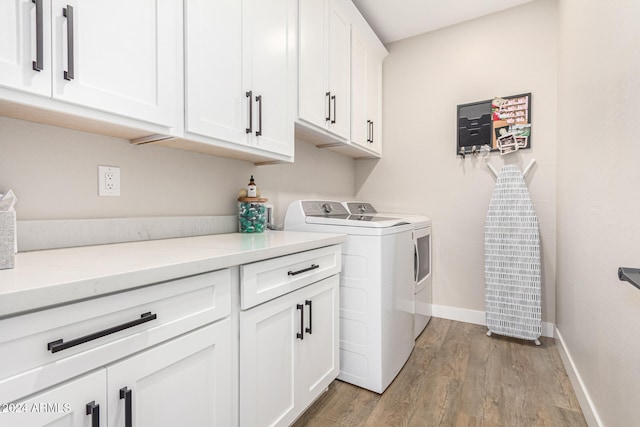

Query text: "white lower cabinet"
[0, 269, 233, 427]
[0, 242, 344, 427]
[1, 370, 107, 427]
[107, 320, 232, 427]
[240, 275, 339, 427]
[3, 322, 231, 427]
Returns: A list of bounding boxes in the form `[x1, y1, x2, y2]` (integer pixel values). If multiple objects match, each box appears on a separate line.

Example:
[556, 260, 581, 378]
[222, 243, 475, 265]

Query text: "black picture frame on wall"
[457, 93, 532, 155]
[456, 99, 492, 154]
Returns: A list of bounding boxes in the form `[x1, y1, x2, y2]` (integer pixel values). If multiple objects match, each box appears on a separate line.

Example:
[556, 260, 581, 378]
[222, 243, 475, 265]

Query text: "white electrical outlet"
[98, 166, 121, 196]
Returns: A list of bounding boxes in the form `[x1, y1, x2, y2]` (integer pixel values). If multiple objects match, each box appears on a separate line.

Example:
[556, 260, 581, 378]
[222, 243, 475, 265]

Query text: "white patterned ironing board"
[485, 164, 541, 345]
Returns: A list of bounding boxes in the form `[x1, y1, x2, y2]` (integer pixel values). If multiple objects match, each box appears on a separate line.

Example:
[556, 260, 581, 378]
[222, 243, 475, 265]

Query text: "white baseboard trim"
[430, 304, 555, 338]
[554, 327, 602, 427]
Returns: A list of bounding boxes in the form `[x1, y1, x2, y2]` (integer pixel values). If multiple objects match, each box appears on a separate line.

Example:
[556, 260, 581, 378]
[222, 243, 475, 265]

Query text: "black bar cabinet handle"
[325, 92, 331, 122]
[32, 0, 44, 72]
[296, 304, 304, 340]
[305, 300, 313, 335]
[63, 5, 74, 80]
[370, 120, 374, 143]
[366, 120, 371, 142]
[86, 401, 100, 427]
[331, 95, 336, 124]
[245, 91, 253, 134]
[120, 387, 132, 427]
[47, 312, 157, 353]
[288, 264, 319, 276]
[255, 94, 262, 136]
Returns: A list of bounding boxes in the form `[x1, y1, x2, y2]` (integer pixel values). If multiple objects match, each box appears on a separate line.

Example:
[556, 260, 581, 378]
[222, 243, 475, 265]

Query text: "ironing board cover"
[485, 164, 541, 340]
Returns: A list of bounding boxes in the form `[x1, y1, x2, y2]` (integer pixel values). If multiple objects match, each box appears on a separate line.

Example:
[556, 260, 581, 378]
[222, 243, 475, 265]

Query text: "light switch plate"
[98, 165, 120, 196]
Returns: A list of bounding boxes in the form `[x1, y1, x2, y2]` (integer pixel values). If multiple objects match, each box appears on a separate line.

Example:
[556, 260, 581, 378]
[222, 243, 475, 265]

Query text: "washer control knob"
[358, 204, 367, 213]
[321, 203, 332, 214]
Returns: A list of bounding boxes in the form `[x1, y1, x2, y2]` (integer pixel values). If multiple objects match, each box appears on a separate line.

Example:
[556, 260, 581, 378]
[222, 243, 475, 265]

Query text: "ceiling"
[351, 0, 535, 44]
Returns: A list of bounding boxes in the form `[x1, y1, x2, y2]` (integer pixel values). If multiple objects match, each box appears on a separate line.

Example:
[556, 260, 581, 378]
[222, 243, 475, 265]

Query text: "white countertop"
[0, 231, 346, 318]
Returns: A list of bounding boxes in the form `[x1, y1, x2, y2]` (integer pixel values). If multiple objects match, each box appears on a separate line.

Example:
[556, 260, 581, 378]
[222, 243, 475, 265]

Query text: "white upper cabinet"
[297, 0, 387, 159]
[243, 0, 296, 157]
[184, 0, 248, 148]
[50, 0, 181, 128]
[351, 23, 385, 155]
[0, 0, 181, 129]
[0, 0, 387, 164]
[365, 46, 384, 155]
[298, 0, 350, 140]
[184, 0, 296, 159]
[0, 0, 51, 97]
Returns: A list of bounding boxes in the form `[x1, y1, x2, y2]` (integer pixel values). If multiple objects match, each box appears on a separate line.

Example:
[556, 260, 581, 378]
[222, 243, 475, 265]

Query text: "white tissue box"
[0, 210, 15, 269]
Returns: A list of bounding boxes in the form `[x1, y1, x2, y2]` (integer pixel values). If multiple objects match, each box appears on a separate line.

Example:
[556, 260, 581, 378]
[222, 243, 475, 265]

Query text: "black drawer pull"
[86, 401, 100, 427]
[63, 5, 74, 80]
[325, 92, 331, 122]
[245, 90, 253, 134]
[256, 94, 262, 136]
[47, 312, 157, 353]
[305, 300, 313, 335]
[32, 0, 44, 72]
[288, 264, 319, 276]
[296, 304, 304, 340]
[120, 387, 133, 427]
[331, 95, 336, 124]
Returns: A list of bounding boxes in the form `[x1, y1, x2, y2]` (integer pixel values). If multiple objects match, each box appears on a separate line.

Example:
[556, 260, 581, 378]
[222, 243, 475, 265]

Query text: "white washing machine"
[343, 202, 432, 339]
[285, 200, 415, 394]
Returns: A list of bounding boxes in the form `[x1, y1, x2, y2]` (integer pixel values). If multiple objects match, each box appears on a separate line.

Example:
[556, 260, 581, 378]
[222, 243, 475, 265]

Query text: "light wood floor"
[293, 318, 587, 427]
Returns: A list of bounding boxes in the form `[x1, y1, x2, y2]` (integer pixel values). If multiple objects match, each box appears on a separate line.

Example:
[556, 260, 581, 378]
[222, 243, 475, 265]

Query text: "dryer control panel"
[344, 202, 377, 214]
[301, 201, 349, 217]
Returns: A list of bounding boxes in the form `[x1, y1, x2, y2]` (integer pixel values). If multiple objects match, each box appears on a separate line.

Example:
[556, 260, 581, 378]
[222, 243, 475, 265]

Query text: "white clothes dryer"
[343, 202, 432, 339]
[285, 200, 415, 394]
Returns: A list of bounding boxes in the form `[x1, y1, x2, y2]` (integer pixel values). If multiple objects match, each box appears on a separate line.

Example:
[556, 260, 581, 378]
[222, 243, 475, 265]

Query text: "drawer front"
[0, 269, 231, 403]
[241, 245, 341, 309]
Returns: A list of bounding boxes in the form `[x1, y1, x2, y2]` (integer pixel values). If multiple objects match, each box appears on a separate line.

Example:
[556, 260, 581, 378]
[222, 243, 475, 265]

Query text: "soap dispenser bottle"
[247, 175, 257, 198]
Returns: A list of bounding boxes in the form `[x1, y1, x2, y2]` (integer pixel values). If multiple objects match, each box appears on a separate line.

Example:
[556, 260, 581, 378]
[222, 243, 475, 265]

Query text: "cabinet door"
[298, 0, 328, 129]
[240, 290, 298, 427]
[351, 25, 383, 155]
[0, 0, 51, 96]
[296, 276, 340, 410]
[365, 48, 383, 155]
[350, 27, 369, 149]
[184, 0, 249, 147]
[107, 320, 232, 427]
[50, 0, 181, 127]
[1, 369, 106, 427]
[243, 0, 295, 157]
[240, 276, 340, 427]
[327, 0, 350, 139]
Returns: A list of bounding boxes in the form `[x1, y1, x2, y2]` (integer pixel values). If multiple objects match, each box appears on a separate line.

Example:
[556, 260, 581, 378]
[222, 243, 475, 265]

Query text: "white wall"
[556, 0, 640, 424]
[356, 0, 558, 322]
[0, 116, 355, 227]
